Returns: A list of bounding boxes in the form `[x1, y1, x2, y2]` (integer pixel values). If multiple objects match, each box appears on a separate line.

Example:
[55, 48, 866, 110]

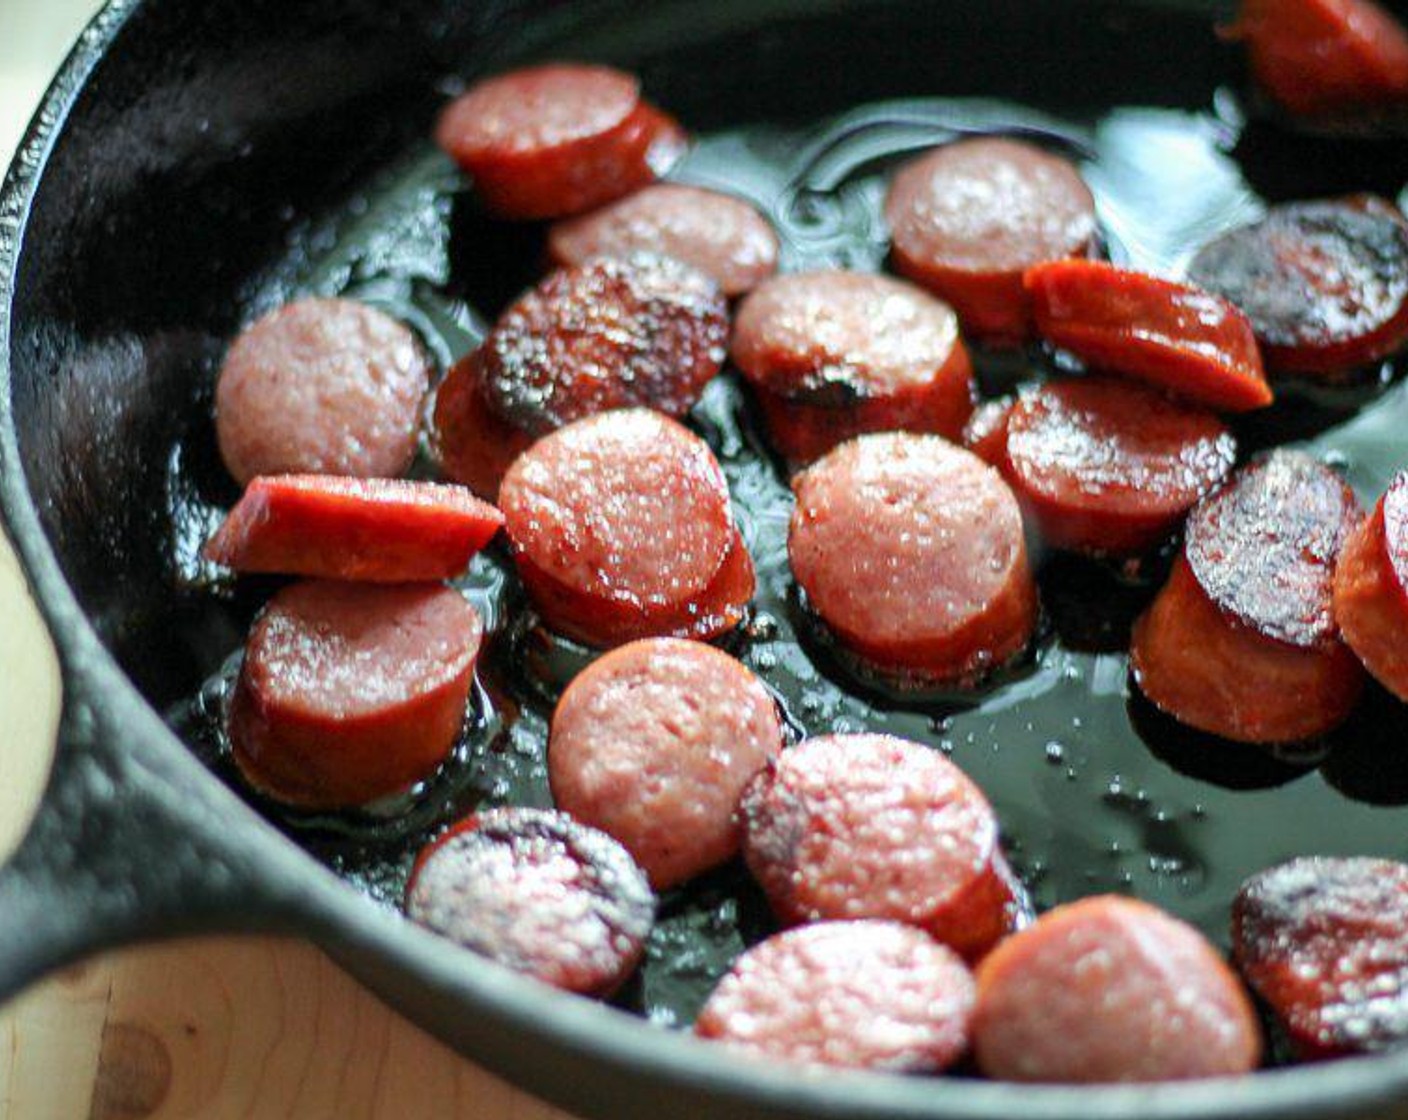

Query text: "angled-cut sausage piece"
[886, 138, 1098, 342]
[406, 807, 654, 996]
[1187, 200, 1408, 377]
[973, 896, 1262, 1083]
[203, 475, 503, 582]
[1223, 0, 1408, 120]
[789, 433, 1036, 686]
[1131, 450, 1365, 743]
[695, 921, 975, 1072]
[435, 63, 686, 220]
[548, 184, 780, 297]
[1025, 261, 1272, 412]
[1233, 857, 1408, 1059]
[431, 350, 536, 501]
[731, 272, 975, 464]
[229, 581, 481, 809]
[481, 253, 728, 438]
[1005, 378, 1236, 556]
[1333, 470, 1408, 700]
[499, 409, 753, 647]
[740, 733, 1019, 959]
[549, 638, 785, 889]
[961, 395, 1015, 469]
[215, 298, 430, 485]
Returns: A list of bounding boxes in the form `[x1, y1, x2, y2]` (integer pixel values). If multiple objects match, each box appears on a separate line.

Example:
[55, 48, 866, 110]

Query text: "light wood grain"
[0, 5, 580, 1117]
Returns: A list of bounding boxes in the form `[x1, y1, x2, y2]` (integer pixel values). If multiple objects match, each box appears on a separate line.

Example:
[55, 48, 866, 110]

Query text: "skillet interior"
[8, 0, 1408, 1115]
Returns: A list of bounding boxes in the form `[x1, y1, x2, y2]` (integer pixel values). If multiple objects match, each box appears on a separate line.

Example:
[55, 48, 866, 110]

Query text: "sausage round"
[480, 253, 728, 438]
[431, 349, 536, 501]
[499, 409, 753, 647]
[214, 298, 430, 485]
[694, 921, 976, 1072]
[886, 138, 1098, 342]
[788, 433, 1037, 686]
[1131, 450, 1365, 743]
[730, 271, 975, 464]
[1233, 856, 1408, 1059]
[1187, 200, 1408, 376]
[229, 581, 481, 809]
[961, 396, 1014, 469]
[740, 733, 1019, 960]
[1333, 470, 1408, 700]
[973, 895, 1262, 1083]
[406, 807, 654, 996]
[435, 64, 686, 220]
[549, 638, 785, 890]
[547, 184, 779, 297]
[1004, 377, 1237, 556]
[1025, 260, 1273, 412]
[203, 475, 504, 582]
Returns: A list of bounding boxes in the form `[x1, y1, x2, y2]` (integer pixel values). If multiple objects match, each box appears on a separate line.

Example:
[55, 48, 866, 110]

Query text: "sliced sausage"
[1130, 450, 1365, 743]
[731, 271, 975, 464]
[229, 581, 481, 809]
[549, 638, 785, 890]
[214, 298, 430, 485]
[1333, 470, 1408, 700]
[499, 409, 753, 648]
[203, 475, 504, 582]
[1025, 261, 1273, 412]
[973, 895, 1262, 1083]
[547, 184, 779, 296]
[431, 349, 536, 501]
[1187, 199, 1408, 376]
[1004, 377, 1237, 556]
[886, 138, 1098, 342]
[788, 433, 1037, 686]
[961, 395, 1014, 469]
[740, 733, 1019, 960]
[694, 921, 975, 1072]
[405, 807, 654, 996]
[1223, 0, 1408, 120]
[435, 63, 686, 220]
[1233, 856, 1408, 1059]
[480, 253, 728, 438]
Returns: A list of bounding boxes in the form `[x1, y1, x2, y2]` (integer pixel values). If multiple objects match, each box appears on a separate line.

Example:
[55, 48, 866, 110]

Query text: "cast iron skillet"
[6, 0, 1408, 1117]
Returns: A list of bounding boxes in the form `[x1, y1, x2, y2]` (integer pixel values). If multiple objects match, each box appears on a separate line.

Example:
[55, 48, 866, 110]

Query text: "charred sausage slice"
[695, 921, 976, 1072]
[1333, 470, 1408, 700]
[406, 807, 654, 996]
[214, 298, 430, 485]
[973, 895, 1262, 1083]
[229, 581, 481, 809]
[886, 138, 1098, 343]
[549, 638, 785, 889]
[203, 475, 504, 582]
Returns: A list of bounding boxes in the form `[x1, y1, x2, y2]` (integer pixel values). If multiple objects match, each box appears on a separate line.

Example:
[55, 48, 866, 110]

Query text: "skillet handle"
[0, 667, 329, 1003]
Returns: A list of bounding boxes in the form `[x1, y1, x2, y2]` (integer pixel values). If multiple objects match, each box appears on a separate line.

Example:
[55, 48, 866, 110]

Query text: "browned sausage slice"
[1188, 200, 1408, 377]
[886, 138, 1098, 343]
[481, 253, 728, 438]
[788, 433, 1037, 686]
[1333, 470, 1408, 700]
[740, 733, 1018, 960]
[973, 895, 1262, 1082]
[435, 64, 685, 220]
[215, 298, 430, 485]
[549, 638, 785, 889]
[229, 581, 481, 809]
[1004, 377, 1236, 556]
[430, 350, 536, 501]
[1234, 857, 1408, 1059]
[1131, 450, 1365, 743]
[548, 184, 779, 297]
[406, 807, 654, 996]
[499, 409, 753, 647]
[731, 271, 975, 464]
[695, 921, 975, 1072]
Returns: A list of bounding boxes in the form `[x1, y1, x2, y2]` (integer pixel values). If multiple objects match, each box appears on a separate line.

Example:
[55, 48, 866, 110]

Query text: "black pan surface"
[6, 1, 1408, 1117]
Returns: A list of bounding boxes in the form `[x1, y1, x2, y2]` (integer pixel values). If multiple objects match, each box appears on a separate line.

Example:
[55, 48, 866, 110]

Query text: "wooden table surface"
[0, 5, 576, 1117]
